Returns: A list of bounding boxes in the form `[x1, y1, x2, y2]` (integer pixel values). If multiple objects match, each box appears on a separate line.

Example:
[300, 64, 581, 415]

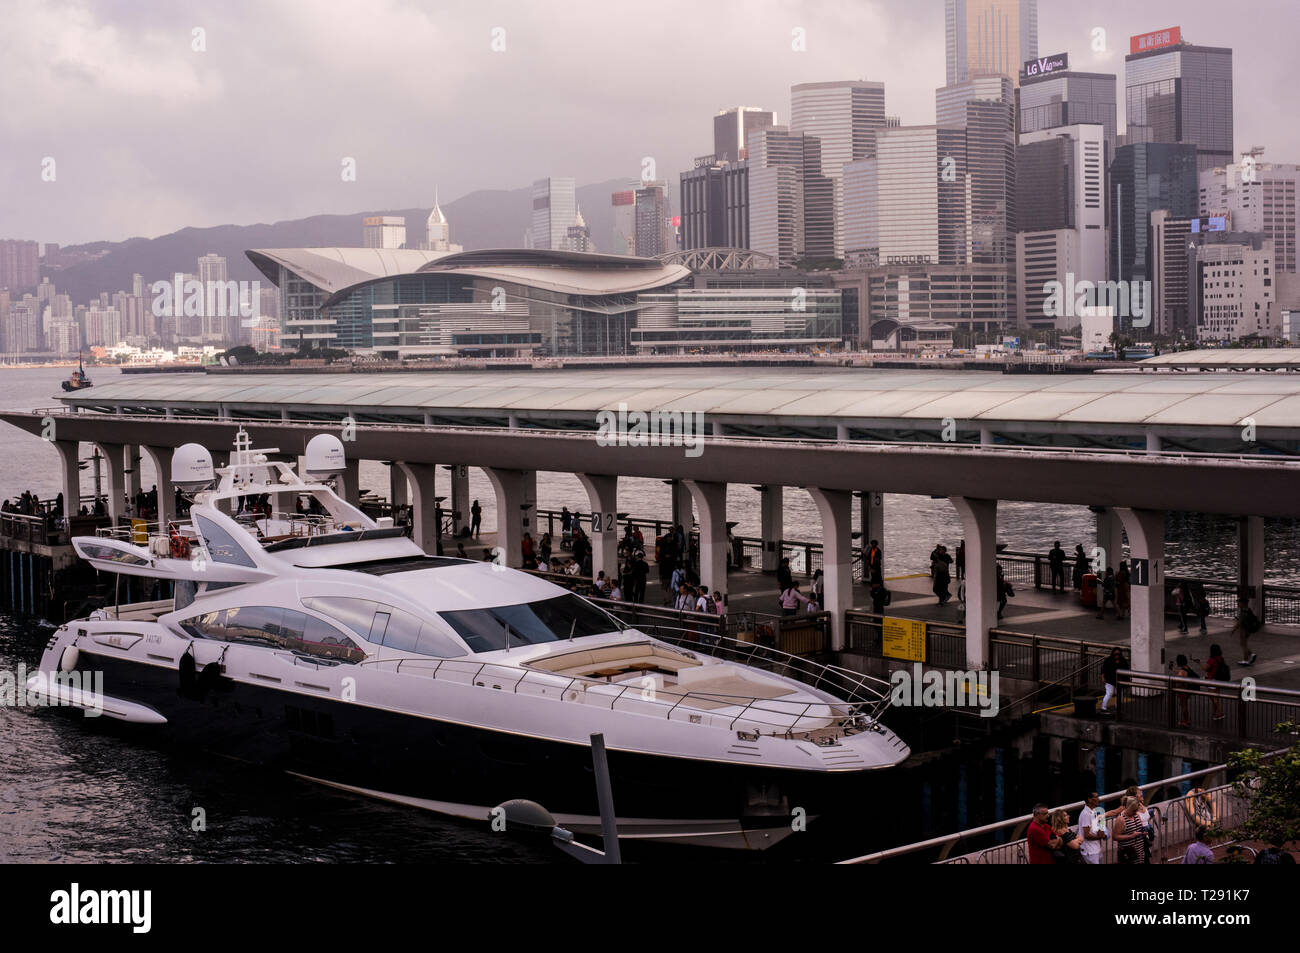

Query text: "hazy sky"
[2, 0, 1295, 246]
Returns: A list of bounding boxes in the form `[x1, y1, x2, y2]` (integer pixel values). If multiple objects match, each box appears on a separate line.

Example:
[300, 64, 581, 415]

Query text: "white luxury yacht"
[28, 429, 909, 850]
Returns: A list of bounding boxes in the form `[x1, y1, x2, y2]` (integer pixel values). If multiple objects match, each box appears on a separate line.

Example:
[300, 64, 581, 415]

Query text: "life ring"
[169, 526, 191, 560]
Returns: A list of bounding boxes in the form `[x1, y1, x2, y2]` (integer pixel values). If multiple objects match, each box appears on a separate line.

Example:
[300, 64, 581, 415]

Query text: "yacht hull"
[54, 651, 882, 850]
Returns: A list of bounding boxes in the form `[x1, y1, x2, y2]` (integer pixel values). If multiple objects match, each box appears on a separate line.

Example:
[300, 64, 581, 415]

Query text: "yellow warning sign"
[882, 617, 927, 662]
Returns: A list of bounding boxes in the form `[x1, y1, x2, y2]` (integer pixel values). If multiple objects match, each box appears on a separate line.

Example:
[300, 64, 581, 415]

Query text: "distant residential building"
[790, 81, 887, 257]
[85, 307, 122, 347]
[362, 216, 407, 249]
[197, 253, 236, 344]
[946, 0, 1038, 88]
[1200, 153, 1298, 274]
[1191, 233, 1276, 342]
[48, 319, 80, 356]
[532, 177, 577, 251]
[714, 107, 776, 162]
[0, 239, 39, 295]
[1125, 30, 1233, 171]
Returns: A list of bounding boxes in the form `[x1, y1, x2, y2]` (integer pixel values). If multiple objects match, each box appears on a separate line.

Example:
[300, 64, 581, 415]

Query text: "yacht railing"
[353, 650, 890, 738]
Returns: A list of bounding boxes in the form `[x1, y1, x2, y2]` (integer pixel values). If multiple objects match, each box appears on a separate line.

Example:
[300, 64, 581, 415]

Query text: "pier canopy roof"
[56, 363, 1300, 453]
[1138, 349, 1300, 371]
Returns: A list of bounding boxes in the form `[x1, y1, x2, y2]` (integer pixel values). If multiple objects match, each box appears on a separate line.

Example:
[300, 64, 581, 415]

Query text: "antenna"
[505, 622, 511, 653]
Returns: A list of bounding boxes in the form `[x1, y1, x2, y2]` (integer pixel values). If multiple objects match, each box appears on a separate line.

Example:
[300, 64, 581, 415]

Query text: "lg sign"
[1023, 53, 1068, 78]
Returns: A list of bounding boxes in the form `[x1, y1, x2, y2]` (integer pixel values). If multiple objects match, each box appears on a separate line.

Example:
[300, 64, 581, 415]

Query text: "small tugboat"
[61, 354, 92, 391]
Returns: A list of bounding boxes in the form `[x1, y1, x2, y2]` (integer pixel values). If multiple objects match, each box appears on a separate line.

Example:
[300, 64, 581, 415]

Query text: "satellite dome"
[171, 444, 215, 491]
[304, 433, 347, 477]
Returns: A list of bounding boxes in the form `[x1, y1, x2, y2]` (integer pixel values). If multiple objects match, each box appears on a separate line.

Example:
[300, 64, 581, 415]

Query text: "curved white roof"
[247, 247, 691, 299]
[57, 366, 1300, 432]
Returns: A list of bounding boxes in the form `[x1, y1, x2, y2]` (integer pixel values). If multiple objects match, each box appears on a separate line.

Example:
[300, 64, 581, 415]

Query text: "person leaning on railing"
[1111, 797, 1149, 864]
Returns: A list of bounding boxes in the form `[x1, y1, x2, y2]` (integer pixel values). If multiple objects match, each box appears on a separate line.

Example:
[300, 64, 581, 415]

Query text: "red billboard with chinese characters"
[1130, 27, 1181, 54]
[611, 191, 635, 206]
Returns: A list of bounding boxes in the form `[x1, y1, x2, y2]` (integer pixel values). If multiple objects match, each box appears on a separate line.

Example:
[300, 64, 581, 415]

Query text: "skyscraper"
[875, 126, 969, 264]
[610, 189, 637, 255]
[1016, 125, 1108, 327]
[1110, 143, 1199, 328]
[1125, 28, 1233, 172]
[713, 107, 776, 162]
[634, 183, 669, 257]
[946, 0, 1038, 88]
[936, 75, 1016, 266]
[197, 253, 234, 344]
[747, 125, 832, 264]
[532, 177, 577, 251]
[1019, 64, 1117, 162]
[790, 81, 886, 257]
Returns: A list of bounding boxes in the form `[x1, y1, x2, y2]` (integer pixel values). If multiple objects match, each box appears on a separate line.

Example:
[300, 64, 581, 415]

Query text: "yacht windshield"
[441, 594, 623, 653]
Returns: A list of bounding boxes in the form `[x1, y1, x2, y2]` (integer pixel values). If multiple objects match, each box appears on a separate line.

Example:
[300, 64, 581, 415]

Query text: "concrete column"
[759, 484, 783, 572]
[1145, 430, 1162, 453]
[396, 462, 439, 555]
[93, 442, 127, 523]
[836, 423, 850, 442]
[859, 491, 885, 553]
[447, 464, 470, 534]
[979, 426, 994, 446]
[685, 480, 728, 600]
[483, 467, 534, 568]
[140, 445, 175, 530]
[576, 473, 619, 584]
[389, 465, 408, 507]
[1094, 506, 1125, 574]
[124, 444, 141, 509]
[337, 458, 362, 507]
[949, 497, 998, 670]
[52, 440, 81, 518]
[806, 487, 853, 651]
[1238, 515, 1265, 619]
[520, 469, 537, 537]
[1116, 507, 1167, 674]
[670, 479, 694, 530]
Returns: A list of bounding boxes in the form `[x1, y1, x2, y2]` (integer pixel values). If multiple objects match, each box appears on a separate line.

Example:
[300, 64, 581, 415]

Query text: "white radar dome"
[171, 443, 215, 490]
[304, 433, 347, 477]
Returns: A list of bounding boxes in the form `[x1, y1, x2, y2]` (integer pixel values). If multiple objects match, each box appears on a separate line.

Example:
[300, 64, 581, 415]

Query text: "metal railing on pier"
[1117, 670, 1300, 742]
[838, 754, 1283, 864]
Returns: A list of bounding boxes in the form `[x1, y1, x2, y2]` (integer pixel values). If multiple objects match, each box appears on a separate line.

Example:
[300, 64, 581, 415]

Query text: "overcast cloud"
[2, 0, 1294, 246]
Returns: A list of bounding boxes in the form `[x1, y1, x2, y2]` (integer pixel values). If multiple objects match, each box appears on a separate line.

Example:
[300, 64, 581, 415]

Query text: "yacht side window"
[302, 596, 463, 658]
[194, 516, 258, 568]
[177, 605, 365, 664]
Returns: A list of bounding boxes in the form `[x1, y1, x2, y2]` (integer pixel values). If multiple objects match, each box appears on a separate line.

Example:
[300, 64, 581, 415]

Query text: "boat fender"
[179, 647, 198, 698]
[59, 646, 80, 673]
[196, 661, 225, 695]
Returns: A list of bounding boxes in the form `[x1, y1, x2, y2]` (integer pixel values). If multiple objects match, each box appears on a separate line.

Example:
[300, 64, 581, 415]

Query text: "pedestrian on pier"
[996, 564, 1012, 619]
[931, 545, 953, 605]
[777, 556, 793, 593]
[1078, 792, 1109, 864]
[1203, 645, 1229, 721]
[629, 551, 649, 603]
[811, 569, 824, 609]
[1112, 797, 1149, 864]
[1173, 654, 1198, 728]
[779, 582, 811, 617]
[1050, 810, 1083, 864]
[955, 540, 964, 581]
[1073, 544, 1089, 591]
[1190, 581, 1210, 633]
[1115, 562, 1131, 621]
[1026, 805, 1057, 864]
[866, 540, 883, 585]
[1183, 827, 1214, 865]
[1174, 580, 1193, 633]
[1048, 541, 1066, 593]
[1096, 568, 1118, 620]
[1100, 647, 1127, 712]
[1232, 596, 1260, 667]
[470, 500, 482, 538]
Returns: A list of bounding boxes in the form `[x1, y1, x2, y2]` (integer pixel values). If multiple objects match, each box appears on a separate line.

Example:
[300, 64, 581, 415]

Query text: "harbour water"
[1, 366, 1296, 863]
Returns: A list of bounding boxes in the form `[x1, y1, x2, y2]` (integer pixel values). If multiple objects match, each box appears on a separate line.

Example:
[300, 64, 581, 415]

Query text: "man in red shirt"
[1027, 804, 1059, 864]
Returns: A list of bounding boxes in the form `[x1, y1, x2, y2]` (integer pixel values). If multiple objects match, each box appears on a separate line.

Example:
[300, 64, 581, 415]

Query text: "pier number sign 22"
[590, 512, 616, 533]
